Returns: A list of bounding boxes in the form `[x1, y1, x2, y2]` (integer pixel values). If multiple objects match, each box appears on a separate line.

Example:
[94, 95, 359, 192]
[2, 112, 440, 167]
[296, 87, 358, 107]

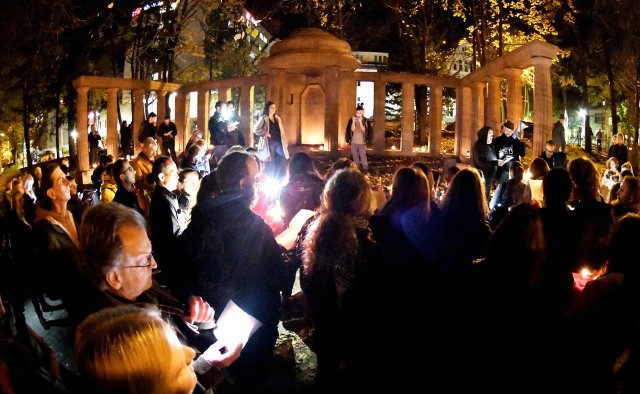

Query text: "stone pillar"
[106, 87, 119, 158]
[198, 90, 211, 146]
[239, 85, 254, 146]
[174, 90, 187, 154]
[429, 83, 442, 155]
[505, 68, 523, 125]
[221, 87, 232, 103]
[133, 89, 145, 154]
[156, 90, 167, 121]
[486, 75, 502, 132]
[401, 82, 415, 154]
[531, 56, 554, 158]
[456, 86, 473, 161]
[471, 82, 485, 140]
[324, 67, 341, 151]
[372, 81, 386, 152]
[76, 87, 90, 173]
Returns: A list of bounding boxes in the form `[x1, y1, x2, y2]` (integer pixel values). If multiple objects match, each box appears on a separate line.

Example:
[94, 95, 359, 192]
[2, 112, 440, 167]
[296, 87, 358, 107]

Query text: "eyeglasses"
[121, 166, 135, 175]
[120, 253, 154, 269]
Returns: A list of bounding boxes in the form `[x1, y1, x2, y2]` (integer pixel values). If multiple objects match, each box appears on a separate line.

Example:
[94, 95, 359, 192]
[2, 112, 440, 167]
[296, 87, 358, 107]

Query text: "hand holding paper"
[214, 300, 262, 348]
[201, 340, 242, 368]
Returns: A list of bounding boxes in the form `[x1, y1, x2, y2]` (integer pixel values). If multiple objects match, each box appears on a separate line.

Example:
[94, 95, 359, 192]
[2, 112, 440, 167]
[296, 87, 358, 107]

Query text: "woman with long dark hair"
[253, 101, 289, 181]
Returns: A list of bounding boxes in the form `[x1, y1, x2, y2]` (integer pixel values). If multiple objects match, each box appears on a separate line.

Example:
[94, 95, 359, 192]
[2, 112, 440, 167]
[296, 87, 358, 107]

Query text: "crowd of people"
[1, 111, 640, 394]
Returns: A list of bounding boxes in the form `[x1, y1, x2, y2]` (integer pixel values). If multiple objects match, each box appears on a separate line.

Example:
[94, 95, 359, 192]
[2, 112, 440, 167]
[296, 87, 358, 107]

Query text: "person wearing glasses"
[538, 139, 567, 169]
[112, 158, 144, 215]
[72, 203, 241, 392]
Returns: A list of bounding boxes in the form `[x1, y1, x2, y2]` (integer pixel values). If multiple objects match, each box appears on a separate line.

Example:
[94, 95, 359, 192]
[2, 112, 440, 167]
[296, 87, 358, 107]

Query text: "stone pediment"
[258, 28, 361, 74]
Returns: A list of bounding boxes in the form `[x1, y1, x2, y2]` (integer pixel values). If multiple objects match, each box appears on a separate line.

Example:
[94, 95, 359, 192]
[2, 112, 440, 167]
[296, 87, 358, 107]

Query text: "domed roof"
[258, 28, 361, 74]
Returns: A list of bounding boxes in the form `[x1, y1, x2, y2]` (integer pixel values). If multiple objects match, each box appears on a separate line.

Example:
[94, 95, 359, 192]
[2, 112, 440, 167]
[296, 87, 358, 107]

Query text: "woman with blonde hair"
[75, 305, 240, 394]
[601, 156, 620, 202]
[22, 173, 37, 225]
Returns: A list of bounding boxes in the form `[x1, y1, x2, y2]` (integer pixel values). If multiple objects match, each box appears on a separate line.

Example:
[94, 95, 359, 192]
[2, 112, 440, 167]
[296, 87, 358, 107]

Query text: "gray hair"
[79, 203, 148, 290]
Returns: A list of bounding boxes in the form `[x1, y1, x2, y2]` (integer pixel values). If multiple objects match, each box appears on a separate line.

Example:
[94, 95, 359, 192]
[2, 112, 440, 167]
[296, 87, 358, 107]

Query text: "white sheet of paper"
[214, 300, 262, 348]
[275, 209, 316, 250]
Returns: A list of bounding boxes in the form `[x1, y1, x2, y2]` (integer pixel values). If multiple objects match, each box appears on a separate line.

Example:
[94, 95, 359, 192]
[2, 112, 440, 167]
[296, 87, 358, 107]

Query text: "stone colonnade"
[71, 76, 180, 172]
[456, 40, 559, 160]
[72, 35, 559, 177]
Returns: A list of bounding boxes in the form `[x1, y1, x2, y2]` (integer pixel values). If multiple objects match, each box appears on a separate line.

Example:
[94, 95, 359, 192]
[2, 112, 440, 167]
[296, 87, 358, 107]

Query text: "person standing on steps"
[345, 105, 372, 172]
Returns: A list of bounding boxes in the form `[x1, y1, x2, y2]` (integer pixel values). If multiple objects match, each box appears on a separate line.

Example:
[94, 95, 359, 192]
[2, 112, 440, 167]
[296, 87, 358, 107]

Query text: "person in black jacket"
[147, 156, 186, 293]
[208, 101, 237, 167]
[157, 115, 178, 163]
[472, 125, 498, 201]
[493, 119, 525, 187]
[180, 151, 288, 393]
[138, 112, 158, 148]
[112, 159, 144, 216]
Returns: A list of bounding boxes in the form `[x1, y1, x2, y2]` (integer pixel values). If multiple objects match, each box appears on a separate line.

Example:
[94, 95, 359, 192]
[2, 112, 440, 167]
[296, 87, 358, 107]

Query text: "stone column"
[505, 68, 523, 125]
[486, 75, 502, 132]
[106, 87, 119, 158]
[174, 90, 187, 154]
[198, 89, 210, 146]
[221, 86, 232, 103]
[324, 67, 341, 152]
[401, 82, 415, 154]
[133, 89, 145, 154]
[156, 90, 167, 121]
[471, 82, 485, 140]
[456, 86, 472, 161]
[372, 81, 386, 152]
[429, 83, 442, 155]
[239, 85, 254, 146]
[76, 87, 90, 173]
[531, 56, 554, 158]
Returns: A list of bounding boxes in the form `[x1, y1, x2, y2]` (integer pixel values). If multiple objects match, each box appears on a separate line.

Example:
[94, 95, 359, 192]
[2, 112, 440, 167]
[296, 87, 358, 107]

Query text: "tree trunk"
[22, 82, 32, 169]
[415, 85, 429, 145]
[55, 91, 61, 159]
[602, 36, 618, 136]
[635, 58, 640, 145]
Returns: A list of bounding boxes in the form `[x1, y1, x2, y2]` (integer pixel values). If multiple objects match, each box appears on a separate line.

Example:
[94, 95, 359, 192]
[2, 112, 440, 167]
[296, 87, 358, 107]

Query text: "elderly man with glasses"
[71, 198, 242, 391]
[68, 203, 221, 351]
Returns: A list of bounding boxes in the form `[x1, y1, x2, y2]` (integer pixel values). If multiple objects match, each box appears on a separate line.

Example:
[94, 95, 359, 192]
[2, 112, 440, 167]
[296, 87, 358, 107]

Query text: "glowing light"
[523, 170, 531, 182]
[260, 176, 282, 199]
[578, 109, 587, 117]
[580, 268, 592, 279]
[391, 145, 397, 151]
[70, 130, 78, 141]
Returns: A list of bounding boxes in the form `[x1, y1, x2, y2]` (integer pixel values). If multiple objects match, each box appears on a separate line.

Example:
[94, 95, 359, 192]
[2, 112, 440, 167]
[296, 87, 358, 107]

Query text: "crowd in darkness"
[1, 114, 640, 394]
